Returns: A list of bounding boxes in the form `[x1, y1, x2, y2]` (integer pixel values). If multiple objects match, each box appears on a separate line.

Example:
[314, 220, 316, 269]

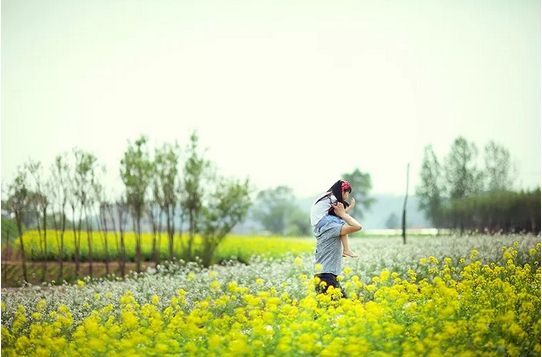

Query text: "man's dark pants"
[314, 273, 347, 299]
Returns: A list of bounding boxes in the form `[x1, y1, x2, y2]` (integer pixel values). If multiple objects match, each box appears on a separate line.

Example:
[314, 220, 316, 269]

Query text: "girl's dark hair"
[328, 180, 350, 216]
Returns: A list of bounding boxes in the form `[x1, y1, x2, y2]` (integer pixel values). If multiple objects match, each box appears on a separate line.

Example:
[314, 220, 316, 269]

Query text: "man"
[311, 180, 363, 298]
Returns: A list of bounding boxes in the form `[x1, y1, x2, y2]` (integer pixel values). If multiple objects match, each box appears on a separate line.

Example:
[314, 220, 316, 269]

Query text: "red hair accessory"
[341, 180, 351, 192]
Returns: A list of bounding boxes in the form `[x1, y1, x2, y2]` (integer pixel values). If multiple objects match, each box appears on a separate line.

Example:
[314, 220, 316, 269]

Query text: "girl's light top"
[310, 192, 338, 227]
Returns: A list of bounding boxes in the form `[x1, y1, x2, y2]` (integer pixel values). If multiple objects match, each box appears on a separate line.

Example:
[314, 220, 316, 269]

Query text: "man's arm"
[333, 202, 363, 235]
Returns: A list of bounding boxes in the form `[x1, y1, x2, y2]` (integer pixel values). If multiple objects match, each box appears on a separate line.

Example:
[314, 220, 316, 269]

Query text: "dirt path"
[1, 260, 158, 288]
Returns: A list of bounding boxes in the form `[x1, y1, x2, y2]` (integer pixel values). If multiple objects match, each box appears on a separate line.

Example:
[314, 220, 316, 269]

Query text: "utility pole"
[402, 163, 410, 245]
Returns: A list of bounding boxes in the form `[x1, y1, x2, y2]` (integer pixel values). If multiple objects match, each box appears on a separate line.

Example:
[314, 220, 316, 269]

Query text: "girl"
[311, 179, 359, 258]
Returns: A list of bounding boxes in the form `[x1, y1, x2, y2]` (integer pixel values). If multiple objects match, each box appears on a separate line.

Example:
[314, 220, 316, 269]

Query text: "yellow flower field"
[14, 230, 314, 263]
[1, 240, 540, 356]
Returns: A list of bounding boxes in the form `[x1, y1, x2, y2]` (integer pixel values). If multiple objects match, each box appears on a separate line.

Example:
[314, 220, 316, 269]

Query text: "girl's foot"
[342, 250, 359, 258]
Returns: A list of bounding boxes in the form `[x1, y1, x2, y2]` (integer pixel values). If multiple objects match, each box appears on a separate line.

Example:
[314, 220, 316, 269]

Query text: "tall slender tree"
[114, 198, 129, 277]
[27, 160, 49, 281]
[154, 142, 180, 260]
[416, 145, 445, 227]
[180, 132, 210, 259]
[6, 168, 30, 282]
[444, 137, 484, 200]
[49, 154, 70, 281]
[484, 140, 516, 192]
[91, 165, 108, 275]
[120, 136, 153, 273]
[72, 149, 98, 277]
[444, 137, 484, 234]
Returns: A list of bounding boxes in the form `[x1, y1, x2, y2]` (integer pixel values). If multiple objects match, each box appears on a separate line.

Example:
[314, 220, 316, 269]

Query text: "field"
[6, 230, 314, 263]
[1, 234, 540, 356]
[2, 231, 314, 287]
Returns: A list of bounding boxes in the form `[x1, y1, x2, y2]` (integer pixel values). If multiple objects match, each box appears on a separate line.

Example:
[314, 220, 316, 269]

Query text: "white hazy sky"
[2, 0, 540, 198]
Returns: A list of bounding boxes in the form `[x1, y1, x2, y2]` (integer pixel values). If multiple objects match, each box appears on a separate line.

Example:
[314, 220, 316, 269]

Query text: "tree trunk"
[156, 209, 163, 265]
[168, 205, 175, 258]
[35, 209, 46, 281]
[59, 211, 66, 281]
[100, 207, 110, 276]
[187, 211, 194, 258]
[120, 229, 126, 277]
[149, 206, 159, 266]
[135, 213, 142, 274]
[107, 205, 119, 275]
[15, 212, 28, 282]
[402, 163, 410, 245]
[179, 212, 185, 258]
[42, 206, 48, 282]
[167, 211, 173, 259]
[86, 214, 93, 278]
[73, 209, 81, 278]
[117, 206, 126, 278]
[52, 211, 61, 280]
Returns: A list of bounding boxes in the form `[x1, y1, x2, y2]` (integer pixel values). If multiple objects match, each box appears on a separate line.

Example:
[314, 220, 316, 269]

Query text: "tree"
[154, 142, 181, 260]
[484, 140, 515, 192]
[6, 168, 30, 282]
[120, 136, 154, 273]
[147, 192, 162, 264]
[444, 137, 484, 234]
[1, 216, 18, 260]
[252, 186, 297, 235]
[444, 137, 484, 200]
[342, 168, 375, 219]
[48, 153, 70, 281]
[90, 164, 108, 275]
[71, 149, 98, 277]
[113, 198, 129, 277]
[285, 208, 311, 236]
[1, 216, 18, 243]
[180, 131, 210, 258]
[27, 160, 49, 280]
[198, 177, 251, 266]
[385, 212, 399, 229]
[416, 145, 444, 226]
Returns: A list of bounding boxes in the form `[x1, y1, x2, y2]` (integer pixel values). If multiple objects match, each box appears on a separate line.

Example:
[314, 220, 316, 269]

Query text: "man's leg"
[315, 273, 347, 299]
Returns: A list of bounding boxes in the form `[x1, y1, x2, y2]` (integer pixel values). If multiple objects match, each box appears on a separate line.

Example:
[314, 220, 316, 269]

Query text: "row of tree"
[3, 132, 251, 283]
[416, 137, 540, 233]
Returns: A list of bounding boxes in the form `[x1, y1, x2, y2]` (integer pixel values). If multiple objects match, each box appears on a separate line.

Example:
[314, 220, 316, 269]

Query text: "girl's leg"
[340, 235, 358, 258]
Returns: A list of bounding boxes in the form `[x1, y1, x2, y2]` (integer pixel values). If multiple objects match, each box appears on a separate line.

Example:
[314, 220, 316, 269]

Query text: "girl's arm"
[345, 197, 356, 212]
[333, 203, 362, 235]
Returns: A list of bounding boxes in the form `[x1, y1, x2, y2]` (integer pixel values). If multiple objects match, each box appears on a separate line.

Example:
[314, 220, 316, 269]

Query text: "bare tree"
[6, 168, 30, 282]
[93, 172, 110, 275]
[48, 154, 70, 281]
[98, 201, 111, 275]
[68, 174, 81, 278]
[84, 160, 100, 278]
[147, 199, 162, 265]
[27, 160, 49, 281]
[114, 199, 129, 277]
